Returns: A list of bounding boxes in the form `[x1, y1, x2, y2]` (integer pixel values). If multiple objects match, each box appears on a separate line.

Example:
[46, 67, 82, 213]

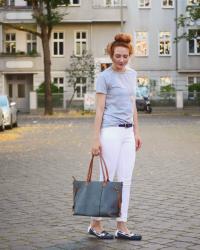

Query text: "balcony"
[60, 0, 127, 23]
[92, 0, 127, 8]
[0, 3, 33, 23]
[0, 52, 42, 73]
[0, 1, 127, 24]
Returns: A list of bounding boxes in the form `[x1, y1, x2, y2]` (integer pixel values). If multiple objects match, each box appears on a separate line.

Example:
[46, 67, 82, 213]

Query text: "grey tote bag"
[72, 155, 123, 217]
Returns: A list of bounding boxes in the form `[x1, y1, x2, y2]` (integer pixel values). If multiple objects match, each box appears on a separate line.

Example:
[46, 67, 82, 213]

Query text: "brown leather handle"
[86, 154, 109, 182]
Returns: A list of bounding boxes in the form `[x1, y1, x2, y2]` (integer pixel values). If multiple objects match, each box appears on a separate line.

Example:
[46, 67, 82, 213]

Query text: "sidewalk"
[25, 106, 200, 119]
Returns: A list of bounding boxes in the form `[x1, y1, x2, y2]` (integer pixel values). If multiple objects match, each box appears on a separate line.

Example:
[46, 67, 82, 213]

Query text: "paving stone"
[0, 115, 200, 250]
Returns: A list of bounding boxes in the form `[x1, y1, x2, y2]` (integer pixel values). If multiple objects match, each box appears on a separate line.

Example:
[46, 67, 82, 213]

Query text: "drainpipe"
[175, 0, 178, 71]
[175, 0, 179, 92]
[120, 0, 124, 32]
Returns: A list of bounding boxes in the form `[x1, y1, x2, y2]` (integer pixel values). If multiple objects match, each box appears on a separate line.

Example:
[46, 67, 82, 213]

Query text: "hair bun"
[114, 33, 132, 43]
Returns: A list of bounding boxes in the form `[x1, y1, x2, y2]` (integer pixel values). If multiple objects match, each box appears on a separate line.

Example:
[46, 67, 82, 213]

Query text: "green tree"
[0, 0, 70, 114]
[175, 2, 200, 42]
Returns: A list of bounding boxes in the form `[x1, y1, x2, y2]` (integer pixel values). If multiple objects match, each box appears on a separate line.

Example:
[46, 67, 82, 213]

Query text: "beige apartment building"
[0, 0, 199, 112]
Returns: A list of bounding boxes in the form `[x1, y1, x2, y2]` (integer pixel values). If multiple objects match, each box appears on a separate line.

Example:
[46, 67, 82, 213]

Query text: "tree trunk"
[41, 27, 53, 115]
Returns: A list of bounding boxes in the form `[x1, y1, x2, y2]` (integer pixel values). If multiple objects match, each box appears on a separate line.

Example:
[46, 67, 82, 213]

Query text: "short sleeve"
[95, 73, 107, 94]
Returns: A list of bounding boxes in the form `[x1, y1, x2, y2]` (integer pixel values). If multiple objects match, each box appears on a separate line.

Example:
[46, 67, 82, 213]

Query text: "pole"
[120, 0, 124, 32]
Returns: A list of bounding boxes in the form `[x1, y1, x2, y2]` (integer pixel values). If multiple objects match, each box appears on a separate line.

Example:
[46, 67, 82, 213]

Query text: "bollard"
[30, 91, 37, 111]
[176, 91, 183, 109]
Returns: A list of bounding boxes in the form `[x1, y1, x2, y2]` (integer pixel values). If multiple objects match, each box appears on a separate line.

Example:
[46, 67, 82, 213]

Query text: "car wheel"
[13, 121, 18, 127]
[8, 116, 13, 129]
[146, 106, 152, 113]
[0, 124, 5, 131]
[0, 116, 5, 132]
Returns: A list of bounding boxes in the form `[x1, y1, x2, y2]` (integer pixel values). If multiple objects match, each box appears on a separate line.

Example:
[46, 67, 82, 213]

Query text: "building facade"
[125, 0, 200, 95]
[0, 0, 199, 112]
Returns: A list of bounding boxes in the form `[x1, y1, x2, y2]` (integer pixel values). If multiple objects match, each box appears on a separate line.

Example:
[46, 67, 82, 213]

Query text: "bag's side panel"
[73, 181, 103, 217]
[100, 182, 123, 217]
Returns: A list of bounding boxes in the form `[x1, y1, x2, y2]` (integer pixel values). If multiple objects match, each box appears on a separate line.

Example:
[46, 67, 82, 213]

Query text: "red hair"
[107, 33, 133, 57]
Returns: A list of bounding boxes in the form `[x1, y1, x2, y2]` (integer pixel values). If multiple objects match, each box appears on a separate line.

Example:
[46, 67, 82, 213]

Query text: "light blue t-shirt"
[95, 66, 137, 128]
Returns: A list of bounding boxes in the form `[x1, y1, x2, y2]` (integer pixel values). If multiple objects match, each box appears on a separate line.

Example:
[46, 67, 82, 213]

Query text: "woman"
[88, 33, 142, 240]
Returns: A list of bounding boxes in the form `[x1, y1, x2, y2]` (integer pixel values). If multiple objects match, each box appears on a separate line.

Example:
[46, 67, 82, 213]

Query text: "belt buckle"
[125, 123, 128, 128]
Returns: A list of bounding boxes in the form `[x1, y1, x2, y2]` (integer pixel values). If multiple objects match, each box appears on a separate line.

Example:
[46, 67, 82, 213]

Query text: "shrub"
[36, 82, 61, 93]
[160, 84, 175, 93]
[188, 83, 200, 92]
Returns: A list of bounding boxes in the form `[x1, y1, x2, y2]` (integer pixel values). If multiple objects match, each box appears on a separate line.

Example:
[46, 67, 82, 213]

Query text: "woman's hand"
[135, 134, 142, 151]
[91, 138, 102, 156]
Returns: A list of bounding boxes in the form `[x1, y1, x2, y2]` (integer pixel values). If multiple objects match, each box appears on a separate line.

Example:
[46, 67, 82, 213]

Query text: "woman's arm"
[133, 99, 142, 151]
[92, 93, 106, 155]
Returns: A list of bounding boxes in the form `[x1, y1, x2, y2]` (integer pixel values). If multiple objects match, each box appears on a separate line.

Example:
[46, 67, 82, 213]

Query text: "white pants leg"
[92, 126, 136, 222]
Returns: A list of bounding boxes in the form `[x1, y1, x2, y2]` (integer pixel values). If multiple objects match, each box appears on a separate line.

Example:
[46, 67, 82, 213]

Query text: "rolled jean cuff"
[91, 217, 102, 221]
[116, 217, 127, 222]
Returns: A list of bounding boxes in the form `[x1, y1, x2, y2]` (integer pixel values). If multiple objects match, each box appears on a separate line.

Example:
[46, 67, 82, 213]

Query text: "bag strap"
[99, 154, 110, 181]
[86, 154, 109, 182]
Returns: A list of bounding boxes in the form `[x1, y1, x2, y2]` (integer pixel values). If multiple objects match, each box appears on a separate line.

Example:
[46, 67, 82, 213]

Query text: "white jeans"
[92, 126, 136, 222]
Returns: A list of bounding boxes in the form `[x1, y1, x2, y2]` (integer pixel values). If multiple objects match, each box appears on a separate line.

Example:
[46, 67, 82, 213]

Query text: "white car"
[0, 107, 5, 131]
[0, 95, 18, 129]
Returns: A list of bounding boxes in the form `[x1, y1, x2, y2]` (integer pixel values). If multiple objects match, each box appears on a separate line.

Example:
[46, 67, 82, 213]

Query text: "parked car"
[0, 95, 18, 129]
[0, 107, 5, 131]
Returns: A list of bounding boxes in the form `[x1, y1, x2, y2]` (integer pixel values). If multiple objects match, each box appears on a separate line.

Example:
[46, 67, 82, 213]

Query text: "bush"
[188, 83, 200, 92]
[36, 82, 62, 93]
[160, 84, 175, 93]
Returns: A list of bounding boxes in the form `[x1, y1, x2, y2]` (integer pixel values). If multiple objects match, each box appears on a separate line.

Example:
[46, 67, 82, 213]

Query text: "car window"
[0, 96, 8, 107]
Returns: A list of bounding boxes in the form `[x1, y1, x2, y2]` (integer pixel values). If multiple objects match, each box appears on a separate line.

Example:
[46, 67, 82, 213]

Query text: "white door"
[7, 75, 33, 112]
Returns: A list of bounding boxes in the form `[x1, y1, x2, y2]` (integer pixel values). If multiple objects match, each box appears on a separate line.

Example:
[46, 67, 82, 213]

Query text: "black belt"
[118, 123, 133, 128]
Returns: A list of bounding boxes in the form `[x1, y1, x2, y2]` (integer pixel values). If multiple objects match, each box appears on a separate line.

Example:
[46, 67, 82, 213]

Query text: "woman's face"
[112, 46, 130, 71]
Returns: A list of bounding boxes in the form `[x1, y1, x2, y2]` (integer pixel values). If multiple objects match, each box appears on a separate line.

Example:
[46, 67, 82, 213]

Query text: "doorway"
[6, 74, 33, 113]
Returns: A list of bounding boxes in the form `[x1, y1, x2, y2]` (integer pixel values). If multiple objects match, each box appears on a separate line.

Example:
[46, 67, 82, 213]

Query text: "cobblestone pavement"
[0, 114, 200, 250]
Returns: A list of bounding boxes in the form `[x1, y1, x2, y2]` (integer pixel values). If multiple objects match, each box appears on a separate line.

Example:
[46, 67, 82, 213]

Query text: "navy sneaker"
[88, 226, 114, 240]
[115, 230, 142, 241]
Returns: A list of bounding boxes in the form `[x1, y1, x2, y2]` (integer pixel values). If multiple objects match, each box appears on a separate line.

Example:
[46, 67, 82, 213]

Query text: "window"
[69, 0, 80, 5]
[187, 0, 199, 5]
[101, 63, 112, 71]
[160, 77, 172, 87]
[75, 31, 87, 56]
[5, 33, 16, 53]
[7, 0, 15, 6]
[135, 32, 148, 56]
[137, 77, 149, 87]
[26, 0, 32, 7]
[105, 0, 121, 6]
[159, 32, 171, 56]
[188, 76, 200, 98]
[27, 33, 37, 53]
[18, 84, 25, 98]
[188, 76, 200, 85]
[75, 77, 87, 99]
[53, 32, 64, 56]
[162, 0, 174, 8]
[188, 30, 200, 55]
[138, 0, 151, 8]
[53, 77, 64, 92]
